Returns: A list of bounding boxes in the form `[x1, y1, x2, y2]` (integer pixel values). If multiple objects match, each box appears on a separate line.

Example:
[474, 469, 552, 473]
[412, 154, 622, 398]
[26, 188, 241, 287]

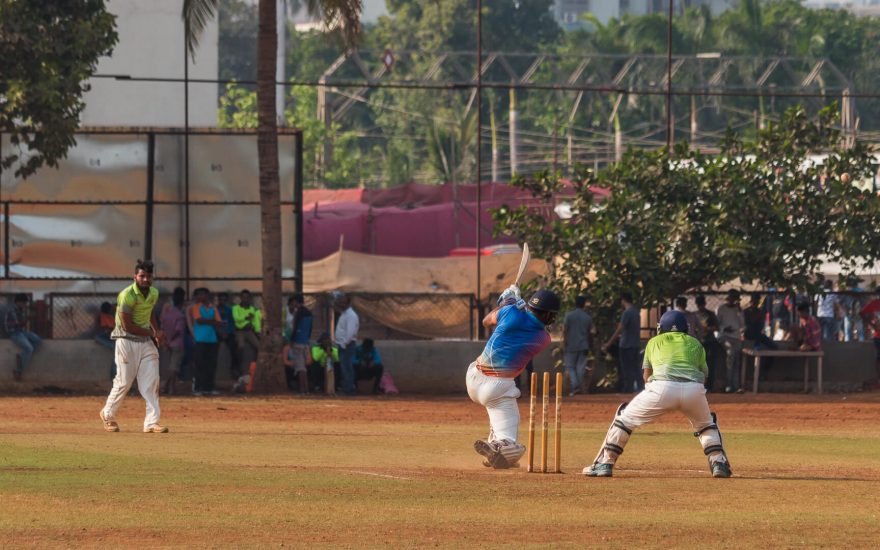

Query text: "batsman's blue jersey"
[476, 304, 550, 377]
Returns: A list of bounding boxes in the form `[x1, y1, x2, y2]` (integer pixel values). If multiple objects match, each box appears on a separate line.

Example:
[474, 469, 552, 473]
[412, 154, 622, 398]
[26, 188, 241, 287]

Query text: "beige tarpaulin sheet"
[303, 250, 549, 339]
[303, 249, 548, 295]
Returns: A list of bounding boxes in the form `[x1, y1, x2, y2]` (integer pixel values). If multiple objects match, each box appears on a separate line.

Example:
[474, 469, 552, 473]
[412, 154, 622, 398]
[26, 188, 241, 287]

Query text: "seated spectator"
[309, 332, 340, 394]
[283, 336, 309, 395]
[95, 301, 117, 378]
[354, 338, 384, 394]
[5, 293, 42, 382]
[790, 302, 822, 351]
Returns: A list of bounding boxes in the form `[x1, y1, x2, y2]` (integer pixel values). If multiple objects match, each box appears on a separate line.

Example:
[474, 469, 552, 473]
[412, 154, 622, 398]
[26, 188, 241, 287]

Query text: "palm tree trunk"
[254, 0, 285, 392]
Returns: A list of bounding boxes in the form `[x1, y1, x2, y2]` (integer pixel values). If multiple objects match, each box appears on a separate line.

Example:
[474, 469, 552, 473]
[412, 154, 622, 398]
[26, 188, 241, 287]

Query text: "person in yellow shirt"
[232, 290, 262, 375]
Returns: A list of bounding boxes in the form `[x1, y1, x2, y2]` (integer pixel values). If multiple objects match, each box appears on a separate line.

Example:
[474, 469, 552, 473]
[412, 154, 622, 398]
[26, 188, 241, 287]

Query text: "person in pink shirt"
[159, 288, 186, 394]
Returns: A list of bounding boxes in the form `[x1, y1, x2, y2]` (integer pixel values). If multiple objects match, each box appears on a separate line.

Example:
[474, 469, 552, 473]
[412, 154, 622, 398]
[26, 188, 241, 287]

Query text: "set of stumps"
[526, 371, 563, 473]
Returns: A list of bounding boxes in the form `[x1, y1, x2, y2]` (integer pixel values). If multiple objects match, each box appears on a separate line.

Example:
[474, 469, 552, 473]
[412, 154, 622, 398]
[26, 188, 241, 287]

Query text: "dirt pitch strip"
[1, 393, 879, 548]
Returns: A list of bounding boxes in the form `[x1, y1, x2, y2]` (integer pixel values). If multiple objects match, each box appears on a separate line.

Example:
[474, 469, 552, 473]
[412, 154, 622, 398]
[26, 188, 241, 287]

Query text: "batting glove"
[496, 285, 521, 307]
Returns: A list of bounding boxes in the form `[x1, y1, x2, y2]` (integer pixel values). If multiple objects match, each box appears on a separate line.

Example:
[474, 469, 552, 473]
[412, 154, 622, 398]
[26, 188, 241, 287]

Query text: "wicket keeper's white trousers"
[466, 362, 521, 443]
[102, 338, 161, 429]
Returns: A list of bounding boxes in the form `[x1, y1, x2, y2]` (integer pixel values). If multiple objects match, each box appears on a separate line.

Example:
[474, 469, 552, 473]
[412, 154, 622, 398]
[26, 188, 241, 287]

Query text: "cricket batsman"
[467, 287, 560, 469]
[583, 310, 732, 478]
[99, 259, 168, 433]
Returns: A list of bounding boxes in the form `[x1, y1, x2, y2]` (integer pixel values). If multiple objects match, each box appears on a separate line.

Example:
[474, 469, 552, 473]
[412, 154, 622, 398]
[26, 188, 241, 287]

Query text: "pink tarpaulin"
[301, 181, 603, 260]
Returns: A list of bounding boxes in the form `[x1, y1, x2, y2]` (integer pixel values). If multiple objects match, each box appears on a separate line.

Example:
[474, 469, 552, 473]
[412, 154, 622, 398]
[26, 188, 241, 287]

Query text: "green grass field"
[1, 394, 878, 548]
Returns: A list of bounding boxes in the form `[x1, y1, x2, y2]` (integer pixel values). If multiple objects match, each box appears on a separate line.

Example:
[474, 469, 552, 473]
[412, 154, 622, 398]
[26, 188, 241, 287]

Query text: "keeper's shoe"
[143, 424, 169, 433]
[711, 461, 732, 478]
[582, 463, 613, 477]
[100, 412, 119, 432]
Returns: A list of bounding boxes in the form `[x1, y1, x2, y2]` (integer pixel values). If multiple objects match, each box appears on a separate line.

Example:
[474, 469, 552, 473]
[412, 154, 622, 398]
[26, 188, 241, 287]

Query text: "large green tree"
[493, 105, 880, 312]
[185, 0, 361, 392]
[0, 1, 117, 178]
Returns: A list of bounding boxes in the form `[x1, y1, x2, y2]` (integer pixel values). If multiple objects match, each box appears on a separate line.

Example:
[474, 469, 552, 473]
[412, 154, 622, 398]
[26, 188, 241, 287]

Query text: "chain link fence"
[46, 291, 476, 341]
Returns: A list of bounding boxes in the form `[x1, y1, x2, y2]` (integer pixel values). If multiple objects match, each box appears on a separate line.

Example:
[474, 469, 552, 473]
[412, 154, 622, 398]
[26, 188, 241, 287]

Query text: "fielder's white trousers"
[620, 380, 713, 430]
[466, 362, 521, 443]
[102, 338, 161, 429]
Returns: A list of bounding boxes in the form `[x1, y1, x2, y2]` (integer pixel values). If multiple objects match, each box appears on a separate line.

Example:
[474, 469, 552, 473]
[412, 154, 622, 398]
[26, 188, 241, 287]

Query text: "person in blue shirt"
[354, 338, 384, 394]
[466, 287, 560, 469]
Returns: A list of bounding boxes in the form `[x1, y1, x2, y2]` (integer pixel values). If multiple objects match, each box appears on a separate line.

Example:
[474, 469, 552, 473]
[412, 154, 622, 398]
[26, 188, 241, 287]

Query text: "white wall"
[81, 0, 219, 128]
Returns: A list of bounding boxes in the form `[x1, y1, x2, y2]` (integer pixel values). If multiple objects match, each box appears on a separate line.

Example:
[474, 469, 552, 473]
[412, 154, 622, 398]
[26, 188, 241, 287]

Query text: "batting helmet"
[527, 290, 561, 313]
[658, 310, 688, 334]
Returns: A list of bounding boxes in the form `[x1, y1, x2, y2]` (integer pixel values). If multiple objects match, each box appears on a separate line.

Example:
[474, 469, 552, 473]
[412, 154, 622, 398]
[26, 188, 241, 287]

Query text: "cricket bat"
[514, 242, 530, 287]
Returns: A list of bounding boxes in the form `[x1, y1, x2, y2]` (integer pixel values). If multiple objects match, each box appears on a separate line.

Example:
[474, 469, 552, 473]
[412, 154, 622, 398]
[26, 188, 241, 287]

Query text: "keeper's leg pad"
[592, 402, 632, 465]
[694, 412, 730, 469]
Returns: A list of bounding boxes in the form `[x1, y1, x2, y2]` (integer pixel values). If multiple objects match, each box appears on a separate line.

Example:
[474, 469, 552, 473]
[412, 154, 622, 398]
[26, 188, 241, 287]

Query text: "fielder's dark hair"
[135, 259, 154, 274]
[14, 293, 28, 303]
[674, 296, 687, 309]
[619, 291, 634, 303]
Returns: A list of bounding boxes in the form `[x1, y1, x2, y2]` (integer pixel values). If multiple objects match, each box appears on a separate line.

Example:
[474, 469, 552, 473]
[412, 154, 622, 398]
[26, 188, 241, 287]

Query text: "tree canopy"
[0, 0, 117, 178]
[492, 105, 880, 309]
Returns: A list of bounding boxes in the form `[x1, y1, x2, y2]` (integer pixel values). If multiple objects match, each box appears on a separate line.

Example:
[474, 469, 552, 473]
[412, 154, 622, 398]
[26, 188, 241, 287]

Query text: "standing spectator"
[354, 338, 384, 394]
[716, 289, 744, 393]
[860, 296, 880, 363]
[284, 293, 312, 394]
[191, 288, 223, 396]
[816, 280, 840, 341]
[744, 292, 777, 377]
[5, 293, 42, 382]
[99, 259, 167, 433]
[95, 301, 117, 379]
[334, 293, 360, 396]
[793, 302, 822, 351]
[233, 290, 262, 376]
[694, 294, 721, 392]
[216, 292, 240, 379]
[601, 291, 642, 393]
[310, 332, 340, 393]
[562, 295, 594, 396]
[674, 296, 702, 340]
[159, 288, 186, 395]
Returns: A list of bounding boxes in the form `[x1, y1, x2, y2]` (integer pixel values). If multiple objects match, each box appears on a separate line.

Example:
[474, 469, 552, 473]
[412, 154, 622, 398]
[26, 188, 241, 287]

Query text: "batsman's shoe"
[582, 463, 613, 477]
[100, 412, 119, 432]
[711, 461, 732, 478]
[474, 439, 525, 469]
[143, 424, 169, 433]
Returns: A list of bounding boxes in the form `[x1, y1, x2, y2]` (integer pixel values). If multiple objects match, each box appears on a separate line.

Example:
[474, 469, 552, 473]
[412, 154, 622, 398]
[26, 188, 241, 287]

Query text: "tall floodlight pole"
[475, 0, 483, 338]
[666, 0, 674, 149]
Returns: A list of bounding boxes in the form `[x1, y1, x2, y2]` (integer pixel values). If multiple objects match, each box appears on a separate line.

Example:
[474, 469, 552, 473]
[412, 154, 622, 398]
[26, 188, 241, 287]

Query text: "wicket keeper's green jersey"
[642, 332, 707, 384]
[111, 282, 159, 341]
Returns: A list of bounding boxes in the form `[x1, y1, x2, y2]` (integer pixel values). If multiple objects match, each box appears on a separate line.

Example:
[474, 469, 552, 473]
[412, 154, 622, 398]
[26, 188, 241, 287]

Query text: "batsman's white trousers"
[102, 338, 161, 429]
[620, 380, 713, 430]
[466, 362, 521, 443]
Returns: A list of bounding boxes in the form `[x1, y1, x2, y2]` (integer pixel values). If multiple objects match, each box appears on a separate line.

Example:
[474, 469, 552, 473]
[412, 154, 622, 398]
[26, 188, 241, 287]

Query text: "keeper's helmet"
[658, 310, 688, 334]
[527, 290, 561, 313]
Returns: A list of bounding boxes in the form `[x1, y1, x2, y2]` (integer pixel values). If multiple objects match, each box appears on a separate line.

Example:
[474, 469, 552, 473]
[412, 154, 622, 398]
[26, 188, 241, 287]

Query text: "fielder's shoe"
[582, 463, 613, 477]
[100, 412, 119, 432]
[143, 424, 169, 433]
[711, 461, 732, 478]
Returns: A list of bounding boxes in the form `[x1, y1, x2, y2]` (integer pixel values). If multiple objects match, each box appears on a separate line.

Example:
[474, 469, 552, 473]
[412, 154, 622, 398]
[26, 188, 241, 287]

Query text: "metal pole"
[476, 0, 483, 339]
[184, 19, 191, 294]
[145, 133, 155, 261]
[294, 130, 304, 295]
[666, 0, 674, 150]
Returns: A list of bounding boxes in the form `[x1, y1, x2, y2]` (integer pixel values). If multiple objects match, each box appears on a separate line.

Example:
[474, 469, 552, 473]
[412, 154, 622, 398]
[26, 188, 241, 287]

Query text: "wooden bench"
[740, 348, 824, 394]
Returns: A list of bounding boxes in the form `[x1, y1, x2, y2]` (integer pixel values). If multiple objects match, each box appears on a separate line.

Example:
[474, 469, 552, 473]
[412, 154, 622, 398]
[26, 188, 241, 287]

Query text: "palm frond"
[305, 0, 362, 47]
[183, 0, 220, 60]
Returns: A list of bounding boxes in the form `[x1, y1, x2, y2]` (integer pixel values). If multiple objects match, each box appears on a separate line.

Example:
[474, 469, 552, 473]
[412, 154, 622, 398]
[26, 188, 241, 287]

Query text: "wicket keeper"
[99, 259, 168, 433]
[467, 287, 560, 469]
[583, 310, 732, 478]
